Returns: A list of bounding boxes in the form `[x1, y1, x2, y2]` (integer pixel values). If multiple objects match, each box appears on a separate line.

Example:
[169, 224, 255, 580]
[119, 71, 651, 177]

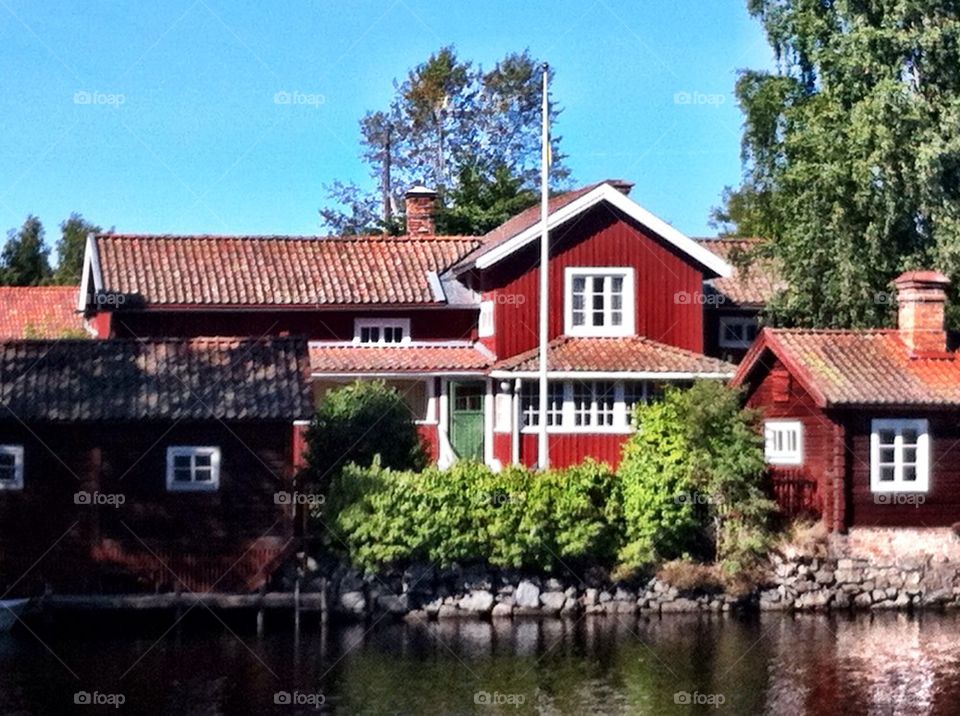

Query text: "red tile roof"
[0, 337, 312, 421]
[0, 286, 85, 338]
[696, 238, 783, 306]
[94, 234, 481, 307]
[493, 336, 735, 375]
[734, 328, 960, 407]
[309, 343, 493, 374]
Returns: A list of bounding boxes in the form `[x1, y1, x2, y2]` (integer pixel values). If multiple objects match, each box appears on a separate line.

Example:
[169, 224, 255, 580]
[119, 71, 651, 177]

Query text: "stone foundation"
[289, 528, 960, 619]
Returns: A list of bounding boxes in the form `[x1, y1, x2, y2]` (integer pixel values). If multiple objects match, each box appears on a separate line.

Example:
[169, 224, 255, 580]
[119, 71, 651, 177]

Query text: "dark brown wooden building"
[0, 337, 312, 595]
[733, 271, 960, 530]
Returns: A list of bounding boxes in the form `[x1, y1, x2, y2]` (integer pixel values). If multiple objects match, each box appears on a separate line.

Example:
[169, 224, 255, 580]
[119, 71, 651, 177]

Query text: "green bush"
[617, 381, 774, 575]
[303, 380, 427, 491]
[320, 458, 620, 572]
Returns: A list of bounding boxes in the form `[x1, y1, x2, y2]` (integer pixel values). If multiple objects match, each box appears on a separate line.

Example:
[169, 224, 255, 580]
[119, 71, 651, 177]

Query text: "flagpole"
[538, 64, 550, 470]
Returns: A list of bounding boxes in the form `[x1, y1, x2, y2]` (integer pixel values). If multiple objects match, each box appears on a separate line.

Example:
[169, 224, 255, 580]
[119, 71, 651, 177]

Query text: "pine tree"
[0, 216, 51, 286]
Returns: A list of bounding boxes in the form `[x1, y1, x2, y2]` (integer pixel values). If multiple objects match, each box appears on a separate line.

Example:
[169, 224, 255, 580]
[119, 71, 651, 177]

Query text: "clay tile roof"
[696, 238, 784, 307]
[0, 337, 312, 421]
[493, 336, 736, 375]
[738, 328, 960, 407]
[0, 286, 86, 338]
[94, 234, 482, 307]
[309, 343, 493, 374]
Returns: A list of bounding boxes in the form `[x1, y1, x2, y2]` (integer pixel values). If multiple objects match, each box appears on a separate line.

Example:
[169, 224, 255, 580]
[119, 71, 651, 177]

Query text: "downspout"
[511, 378, 522, 466]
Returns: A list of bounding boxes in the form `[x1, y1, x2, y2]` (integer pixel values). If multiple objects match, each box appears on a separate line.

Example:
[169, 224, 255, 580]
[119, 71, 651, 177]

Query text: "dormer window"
[354, 318, 410, 345]
[564, 268, 635, 337]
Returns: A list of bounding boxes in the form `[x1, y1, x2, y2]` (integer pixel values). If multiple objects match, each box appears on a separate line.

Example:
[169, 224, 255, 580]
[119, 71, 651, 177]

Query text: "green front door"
[449, 381, 485, 461]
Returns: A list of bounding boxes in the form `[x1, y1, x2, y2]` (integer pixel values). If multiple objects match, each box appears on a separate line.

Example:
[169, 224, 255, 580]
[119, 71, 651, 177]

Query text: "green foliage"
[320, 459, 620, 572]
[1, 216, 51, 286]
[618, 382, 774, 574]
[320, 46, 569, 236]
[721, 2, 960, 328]
[54, 213, 101, 284]
[302, 381, 427, 491]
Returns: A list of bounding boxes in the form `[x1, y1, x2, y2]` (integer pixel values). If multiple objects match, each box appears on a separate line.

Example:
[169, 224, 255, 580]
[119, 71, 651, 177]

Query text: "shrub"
[319, 458, 621, 572]
[617, 381, 775, 575]
[655, 559, 724, 593]
[302, 380, 427, 491]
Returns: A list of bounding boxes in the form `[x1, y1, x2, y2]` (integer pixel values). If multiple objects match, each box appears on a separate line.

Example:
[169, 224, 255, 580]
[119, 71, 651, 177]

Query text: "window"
[764, 421, 803, 465]
[521, 382, 564, 428]
[478, 301, 494, 338]
[575, 381, 616, 428]
[354, 318, 410, 345]
[871, 419, 929, 492]
[719, 316, 759, 349]
[166, 446, 221, 492]
[0, 445, 24, 490]
[565, 268, 635, 336]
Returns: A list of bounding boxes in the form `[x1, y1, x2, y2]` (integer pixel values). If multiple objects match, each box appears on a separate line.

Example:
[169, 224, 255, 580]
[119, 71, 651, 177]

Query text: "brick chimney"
[894, 270, 951, 354]
[405, 185, 437, 236]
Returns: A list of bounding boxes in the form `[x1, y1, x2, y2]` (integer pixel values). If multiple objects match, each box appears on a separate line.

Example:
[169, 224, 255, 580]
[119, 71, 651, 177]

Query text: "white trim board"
[489, 370, 734, 380]
[471, 183, 732, 278]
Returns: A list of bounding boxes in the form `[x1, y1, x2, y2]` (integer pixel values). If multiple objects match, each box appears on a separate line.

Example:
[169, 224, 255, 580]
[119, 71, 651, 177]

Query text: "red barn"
[733, 271, 960, 530]
[80, 180, 734, 469]
[0, 337, 312, 594]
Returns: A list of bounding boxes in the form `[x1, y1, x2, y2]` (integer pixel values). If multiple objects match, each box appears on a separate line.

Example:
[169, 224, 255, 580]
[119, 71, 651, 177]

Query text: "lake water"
[1, 610, 959, 714]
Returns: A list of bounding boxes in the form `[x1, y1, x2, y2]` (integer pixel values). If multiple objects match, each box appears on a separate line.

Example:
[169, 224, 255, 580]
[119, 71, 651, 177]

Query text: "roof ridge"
[96, 233, 481, 243]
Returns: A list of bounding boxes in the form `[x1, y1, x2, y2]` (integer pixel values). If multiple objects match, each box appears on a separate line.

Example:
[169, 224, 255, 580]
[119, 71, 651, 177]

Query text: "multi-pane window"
[166, 446, 221, 492]
[521, 380, 662, 431]
[354, 318, 410, 345]
[566, 269, 634, 336]
[871, 419, 929, 492]
[719, 316, 760, 349]
[0, 445, 24, 490]
[763, 421, 803, 465]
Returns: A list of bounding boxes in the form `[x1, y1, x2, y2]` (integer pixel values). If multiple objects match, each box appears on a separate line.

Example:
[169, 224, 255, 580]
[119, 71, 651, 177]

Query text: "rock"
[457, 567, 493, 592]
[871, 589, 887, 603]
[564, 586, 578, 600]
[339, 571, 365, 593]
[544, 578, 564, 591]
[539, 591, 567, 612]
[796, 590, 831, 610]
[377, 594, 409, 614]
[814, 570, 835, 585]
[583, 588, 599, 607]
[491, 602, 513, 618]
[459, 590, 495, 615]
[515, 580, 541, 609]
[402, 563, 435, 591]
[561, 598, 580, 616]
[853, 592, 873, 609]
[423, 597, 443, 617]
[660, 598, 699, 613]
[598, 590, 613, 603]
[437, 604, 461, 619]
[922, 589, 952, 606]
[339, 591, 366, 615]
[403, 609, 429, 622]
[613, 587, 634, 602]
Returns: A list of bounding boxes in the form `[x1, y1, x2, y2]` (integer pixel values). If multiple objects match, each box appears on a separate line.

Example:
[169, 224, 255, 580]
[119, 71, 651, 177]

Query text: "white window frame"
[0, 445, 24, 490]
[166, 446, 221, 492]
[564, 268, 635, 337]
[353, 318, 411, 345]
[763, 420, 804, 466]
[870, 419, 930, 493]
[520, 380, 655, 434]
[719, 316, 760, 349]
[478, 300, 494, 338]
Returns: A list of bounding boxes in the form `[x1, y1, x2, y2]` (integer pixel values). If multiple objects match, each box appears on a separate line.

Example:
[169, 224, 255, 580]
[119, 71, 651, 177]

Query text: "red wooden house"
[78, 180, 735, 470]
[733, 271, 960, 529]
[0, 337, 312, 594]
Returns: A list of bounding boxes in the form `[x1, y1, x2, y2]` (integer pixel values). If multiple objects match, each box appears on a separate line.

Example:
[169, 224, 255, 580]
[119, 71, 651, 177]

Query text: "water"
[1, 611, 960, 714]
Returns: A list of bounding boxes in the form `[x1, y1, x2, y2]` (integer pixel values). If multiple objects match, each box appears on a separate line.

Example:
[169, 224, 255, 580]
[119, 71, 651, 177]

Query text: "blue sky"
[0, 1, 773, 243]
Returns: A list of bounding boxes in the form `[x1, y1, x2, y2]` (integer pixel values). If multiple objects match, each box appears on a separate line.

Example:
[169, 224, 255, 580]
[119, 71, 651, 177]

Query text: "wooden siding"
[518, 433, 626, 470]
[743, 354, 832, 521]
[0, 421, 296, 595]
[843, 412, 960, 528]
[108, 308, 478, 343]
[481, 207, 706, 360]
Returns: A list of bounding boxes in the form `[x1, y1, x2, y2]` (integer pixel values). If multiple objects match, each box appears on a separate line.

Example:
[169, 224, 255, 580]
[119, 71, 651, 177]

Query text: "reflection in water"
[0, 611, 959, 713]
